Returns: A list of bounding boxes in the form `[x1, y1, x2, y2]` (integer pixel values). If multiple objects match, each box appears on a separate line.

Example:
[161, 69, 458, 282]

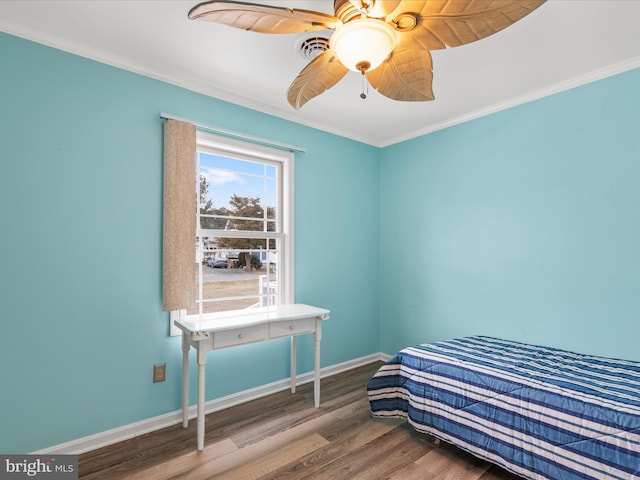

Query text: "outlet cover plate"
[153, 363, 166, 383]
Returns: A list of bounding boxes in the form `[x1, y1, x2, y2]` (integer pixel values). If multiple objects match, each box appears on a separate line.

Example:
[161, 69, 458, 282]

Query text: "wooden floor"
[79, 362, 523, 480]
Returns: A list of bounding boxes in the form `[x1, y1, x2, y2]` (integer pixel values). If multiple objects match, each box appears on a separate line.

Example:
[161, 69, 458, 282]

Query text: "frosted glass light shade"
[331, 18, 396, 72]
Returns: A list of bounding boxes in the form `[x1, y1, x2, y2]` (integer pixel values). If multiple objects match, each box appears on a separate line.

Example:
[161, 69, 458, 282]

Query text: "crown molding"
[2, 19, 639, 149]
[381, 56, 640, 148]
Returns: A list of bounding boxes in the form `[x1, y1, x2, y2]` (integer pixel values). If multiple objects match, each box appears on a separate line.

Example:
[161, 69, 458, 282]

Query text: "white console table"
[174, 303, 330, 451]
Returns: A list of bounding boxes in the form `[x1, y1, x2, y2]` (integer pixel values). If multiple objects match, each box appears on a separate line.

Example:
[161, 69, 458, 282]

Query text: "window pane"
[188, 235, 279, 315]
[199, 153, 275, 177]
[198, 154, 277, 233]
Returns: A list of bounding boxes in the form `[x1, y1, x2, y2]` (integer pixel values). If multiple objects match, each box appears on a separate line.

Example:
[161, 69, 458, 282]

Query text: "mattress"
[367, 336, 640, 480]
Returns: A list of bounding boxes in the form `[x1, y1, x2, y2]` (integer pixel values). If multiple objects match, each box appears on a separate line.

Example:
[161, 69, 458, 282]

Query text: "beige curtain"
[162, 119, 196, 311]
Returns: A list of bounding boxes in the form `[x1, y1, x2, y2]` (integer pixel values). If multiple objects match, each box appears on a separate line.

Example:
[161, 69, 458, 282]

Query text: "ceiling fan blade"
[287, 50, 349, 109]
[189, 0, 340, 34]
[366, 49, 434, 102]
[392, 0, 545, 49]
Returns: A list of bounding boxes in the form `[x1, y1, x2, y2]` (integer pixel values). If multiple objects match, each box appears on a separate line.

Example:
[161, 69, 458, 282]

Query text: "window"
[170, 131, 294, 334]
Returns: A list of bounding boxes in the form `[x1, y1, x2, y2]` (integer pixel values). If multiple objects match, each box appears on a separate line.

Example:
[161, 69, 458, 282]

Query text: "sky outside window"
[199, 152, 276, 213]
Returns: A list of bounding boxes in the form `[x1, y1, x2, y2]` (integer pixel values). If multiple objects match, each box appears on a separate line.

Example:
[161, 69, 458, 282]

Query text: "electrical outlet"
[153, 363, 166, 383]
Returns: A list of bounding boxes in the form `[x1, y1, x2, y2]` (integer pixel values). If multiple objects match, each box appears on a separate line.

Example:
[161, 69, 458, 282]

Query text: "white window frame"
[170, 131, 294, 336]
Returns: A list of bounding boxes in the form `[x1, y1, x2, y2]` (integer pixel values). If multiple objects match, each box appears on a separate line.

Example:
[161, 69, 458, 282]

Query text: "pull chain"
[360, 73, 369, 100]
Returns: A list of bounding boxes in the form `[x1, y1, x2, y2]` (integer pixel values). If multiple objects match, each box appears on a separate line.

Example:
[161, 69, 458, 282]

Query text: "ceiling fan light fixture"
[330, 18, 396, 73]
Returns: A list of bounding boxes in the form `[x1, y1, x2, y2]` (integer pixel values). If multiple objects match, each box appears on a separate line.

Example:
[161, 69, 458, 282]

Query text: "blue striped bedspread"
[367, 336, 640, 480]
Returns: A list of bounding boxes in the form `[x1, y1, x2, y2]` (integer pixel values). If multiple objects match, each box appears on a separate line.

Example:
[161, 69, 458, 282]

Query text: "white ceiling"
[1, 0, 640, 147]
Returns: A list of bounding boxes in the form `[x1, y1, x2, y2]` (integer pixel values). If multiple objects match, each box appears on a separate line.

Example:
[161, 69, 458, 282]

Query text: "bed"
[367, 336, 640, 480]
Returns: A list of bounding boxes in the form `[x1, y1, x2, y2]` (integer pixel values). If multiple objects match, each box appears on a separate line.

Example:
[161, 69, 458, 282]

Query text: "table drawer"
[214, 324, 268, 349]
[270, 318, 315, 338]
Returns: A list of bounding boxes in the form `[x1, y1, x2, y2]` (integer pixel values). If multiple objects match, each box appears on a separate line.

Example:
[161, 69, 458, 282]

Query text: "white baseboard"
[35, 353, 388, 455]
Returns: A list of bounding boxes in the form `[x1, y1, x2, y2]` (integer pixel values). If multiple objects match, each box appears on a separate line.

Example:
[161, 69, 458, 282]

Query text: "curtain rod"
[160, 112, 306, 154]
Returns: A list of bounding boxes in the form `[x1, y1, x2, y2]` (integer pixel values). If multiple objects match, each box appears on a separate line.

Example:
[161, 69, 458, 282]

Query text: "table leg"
[314, 319, 322, 408]
[290, 336, 297, 393]
[181, 334, 190, 428]
[196, 346, 207, 451]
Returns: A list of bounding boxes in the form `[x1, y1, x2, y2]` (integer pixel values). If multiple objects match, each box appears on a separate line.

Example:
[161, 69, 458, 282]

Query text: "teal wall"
[380, 67, 640, 361]
[2, 29, 639, 454]
[0, 32, 380, 453]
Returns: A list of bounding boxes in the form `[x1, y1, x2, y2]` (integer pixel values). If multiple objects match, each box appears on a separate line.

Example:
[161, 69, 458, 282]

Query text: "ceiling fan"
[189, 0, 546, 109]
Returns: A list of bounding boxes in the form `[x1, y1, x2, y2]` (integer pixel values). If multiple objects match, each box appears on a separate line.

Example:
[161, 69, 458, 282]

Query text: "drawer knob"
[289, 325, 294, 330]
[238, 333, 244, 339]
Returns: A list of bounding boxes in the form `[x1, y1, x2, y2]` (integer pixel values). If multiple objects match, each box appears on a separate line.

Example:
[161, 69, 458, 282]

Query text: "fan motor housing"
[334, 0, 362, 23]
